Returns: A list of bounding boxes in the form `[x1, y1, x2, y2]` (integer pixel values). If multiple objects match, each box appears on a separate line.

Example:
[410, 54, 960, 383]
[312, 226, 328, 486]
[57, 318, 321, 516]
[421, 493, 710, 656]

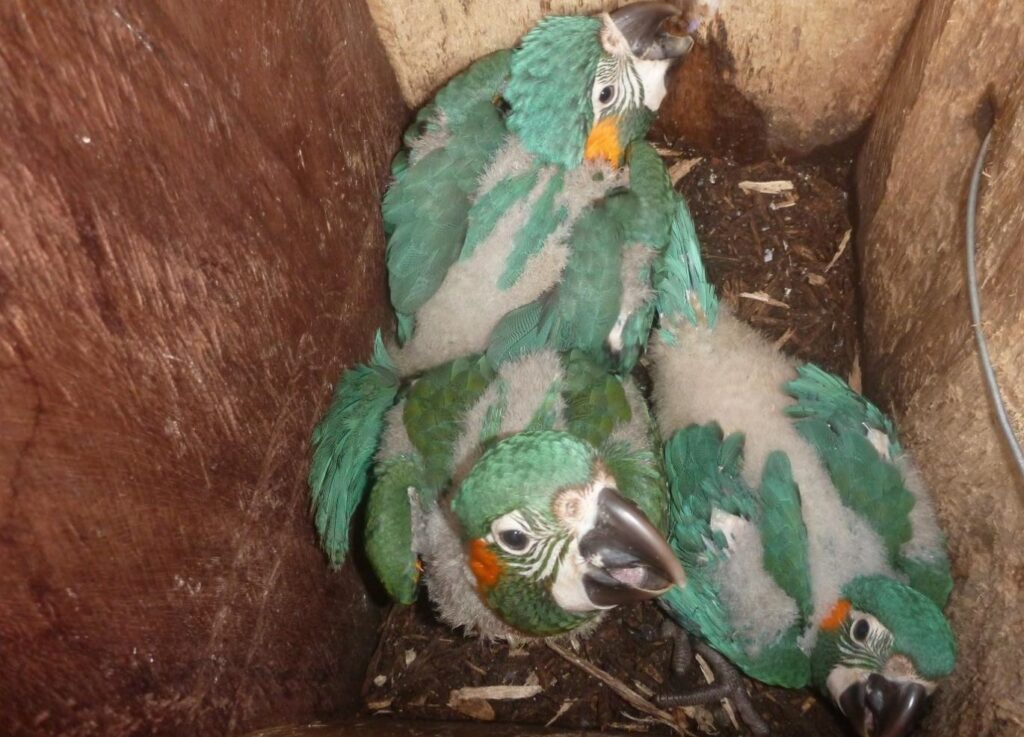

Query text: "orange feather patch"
[584, 116, 622, 168]
[468, 538, 503, 591]
[821, 599, 852, 631]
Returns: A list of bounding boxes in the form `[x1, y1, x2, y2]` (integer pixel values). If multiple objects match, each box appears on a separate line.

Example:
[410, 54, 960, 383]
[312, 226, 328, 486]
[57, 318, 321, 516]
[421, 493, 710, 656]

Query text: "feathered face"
[504, 3, 692, 169]
[813, 577, 956, 737]
[584, 7, 692, 167]
[451, 431, 685, 636]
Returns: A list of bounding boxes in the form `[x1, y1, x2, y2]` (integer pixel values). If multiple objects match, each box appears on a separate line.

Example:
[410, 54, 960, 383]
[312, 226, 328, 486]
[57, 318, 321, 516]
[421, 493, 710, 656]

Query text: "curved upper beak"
[578, 487, 686, 607]
[609, 2, 694, 60]
[839, 674, 930, 737]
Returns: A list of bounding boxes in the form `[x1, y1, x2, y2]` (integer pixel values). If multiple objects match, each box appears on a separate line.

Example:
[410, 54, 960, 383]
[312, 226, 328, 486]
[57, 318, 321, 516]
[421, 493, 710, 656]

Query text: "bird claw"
[656, 622, 770, 737]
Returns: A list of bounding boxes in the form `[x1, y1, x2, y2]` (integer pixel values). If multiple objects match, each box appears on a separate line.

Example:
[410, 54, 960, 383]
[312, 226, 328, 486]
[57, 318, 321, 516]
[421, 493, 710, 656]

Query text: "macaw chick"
[645, 203, 956, 737]
[310, 338, 684, 639]
[384, 2, 694, 376]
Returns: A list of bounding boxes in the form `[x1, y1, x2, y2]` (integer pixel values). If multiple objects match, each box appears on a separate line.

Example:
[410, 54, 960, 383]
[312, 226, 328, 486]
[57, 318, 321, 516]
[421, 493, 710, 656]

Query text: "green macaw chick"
[646, 204, 956, 737]
[309, 339, 684, 639]
[383, 2, 694, 376]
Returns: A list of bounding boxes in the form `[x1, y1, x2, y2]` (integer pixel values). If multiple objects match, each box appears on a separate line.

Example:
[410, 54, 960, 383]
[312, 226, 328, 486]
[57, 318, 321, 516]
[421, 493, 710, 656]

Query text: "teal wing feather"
[655, 193, 719, 333]
[487, 203, 625, 368]
[384, 100, 507, 342]
[365, 455, 424, 604]
[386, 52, 513, 342]
[403, 354, 496, 487]
[560, 350, 631, 448]
[661, 424, 811, 688]
[309, 332, 400, 567]
[784, 364, 952, 605]
[758, 452, 814, 621]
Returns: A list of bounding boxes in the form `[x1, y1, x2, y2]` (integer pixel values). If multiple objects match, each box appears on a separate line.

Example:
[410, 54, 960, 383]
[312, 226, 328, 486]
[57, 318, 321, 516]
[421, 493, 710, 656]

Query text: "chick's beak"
[609, 2, 694, 60]
[578, 487, 686, 607]
[839, 674, 929, 737]
[584, 116, 622, 167]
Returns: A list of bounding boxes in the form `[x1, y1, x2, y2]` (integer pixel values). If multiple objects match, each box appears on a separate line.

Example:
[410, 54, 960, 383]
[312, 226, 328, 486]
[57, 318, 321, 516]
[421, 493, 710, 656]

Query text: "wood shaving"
[806, 273, 826, 286]
[769, 194, 798, 210]
[546, 641, 694, 736]
[825, 229, 852, 272]
[447, 696, 495, 721]
[848, 350, 863, 393]
[738, 180, 794, 195]
[449, 683, 543, 701]
[739, 291, 790, 309]
[772, 327, 796, 351]
[669, 157, 704, 184]
[366, 698, 393, 711]
[545, 699, 575, 727]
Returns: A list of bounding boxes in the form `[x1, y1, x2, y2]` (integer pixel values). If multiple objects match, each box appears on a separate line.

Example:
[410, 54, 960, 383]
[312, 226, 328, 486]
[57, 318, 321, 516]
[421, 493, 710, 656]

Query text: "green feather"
[504, 16, 602, 167]
[758, 451, 813, 620]
[403, 354, 495, 487]
[384, 99, 507, 342]
[661, 424, 811, 688]
[365, 455, 423, 604]
[499, 171, 567, 288]
[462, 169, 539, 260]
[784, 364, 953, 605]
[309, 332, 399, 567]
[561, 350, 631, 448]
[656, 194, 718, 333]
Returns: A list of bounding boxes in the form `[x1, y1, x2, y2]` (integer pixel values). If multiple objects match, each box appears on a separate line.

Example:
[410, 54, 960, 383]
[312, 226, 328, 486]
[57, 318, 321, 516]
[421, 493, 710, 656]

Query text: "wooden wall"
[857, 0, 1024, 733]
[0, 2, 406, 735]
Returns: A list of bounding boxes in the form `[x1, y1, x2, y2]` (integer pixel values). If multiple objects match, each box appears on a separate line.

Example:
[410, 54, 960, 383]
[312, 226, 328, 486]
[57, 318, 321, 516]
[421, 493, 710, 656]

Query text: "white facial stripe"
[634, 58, 672, 112]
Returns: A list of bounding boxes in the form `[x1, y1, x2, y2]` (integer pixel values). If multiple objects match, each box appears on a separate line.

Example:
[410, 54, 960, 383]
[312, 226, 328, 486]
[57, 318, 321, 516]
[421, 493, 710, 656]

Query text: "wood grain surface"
[0, 2, 407, 735]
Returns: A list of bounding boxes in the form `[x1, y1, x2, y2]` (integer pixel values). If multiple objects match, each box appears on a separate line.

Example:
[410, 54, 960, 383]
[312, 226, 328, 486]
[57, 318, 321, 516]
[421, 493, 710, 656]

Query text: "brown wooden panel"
[856, 0, 1024, 734]
[0, 2, 407, 735]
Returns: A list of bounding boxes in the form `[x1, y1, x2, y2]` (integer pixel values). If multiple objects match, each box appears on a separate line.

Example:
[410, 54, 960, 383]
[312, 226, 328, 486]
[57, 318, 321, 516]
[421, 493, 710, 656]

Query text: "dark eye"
[498, 529, 530, 552]
[598, 85, 615, 104]
[852, 618, 871, 642]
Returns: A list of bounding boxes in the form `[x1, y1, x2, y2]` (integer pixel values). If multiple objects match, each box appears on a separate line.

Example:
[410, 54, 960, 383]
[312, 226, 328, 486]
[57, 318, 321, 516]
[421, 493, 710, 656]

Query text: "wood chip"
[738, 179, 794, 195]
[448, 696, 495, 721]
[848, 350, 862, 393]
[669, 157, 704, 184]
[449, 683, 543, 701]
[366, 698, 393, 711]
[739, 291, 790, 309]
[654, 144, 679, 157]
[546, 641, 694, 737]
[545, 699, 575, 727]
[806, 273, 826, 286]
[372, 674, 387, 687]
[403, 648, 417, 666]
[801, 697, 817, 714]
[824, 228, 852, 272]
[769, 194, 798, 210]
[772, 327, 796, 351]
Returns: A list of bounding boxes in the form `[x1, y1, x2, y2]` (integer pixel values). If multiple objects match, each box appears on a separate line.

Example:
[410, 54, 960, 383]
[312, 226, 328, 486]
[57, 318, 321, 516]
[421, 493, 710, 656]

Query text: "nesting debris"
[738, 179, 794, 195]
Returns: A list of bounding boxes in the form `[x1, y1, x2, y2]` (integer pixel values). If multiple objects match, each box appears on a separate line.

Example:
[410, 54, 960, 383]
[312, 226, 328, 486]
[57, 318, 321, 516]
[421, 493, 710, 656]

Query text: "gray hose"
[965, 128, 1024, 488]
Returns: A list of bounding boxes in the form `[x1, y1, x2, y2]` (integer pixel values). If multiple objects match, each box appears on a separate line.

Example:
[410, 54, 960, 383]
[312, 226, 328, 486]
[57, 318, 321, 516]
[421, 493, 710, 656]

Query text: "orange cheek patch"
[584, 117, 622, 168]
[468, 538, 503, 591]
[821, 599, 852, 631]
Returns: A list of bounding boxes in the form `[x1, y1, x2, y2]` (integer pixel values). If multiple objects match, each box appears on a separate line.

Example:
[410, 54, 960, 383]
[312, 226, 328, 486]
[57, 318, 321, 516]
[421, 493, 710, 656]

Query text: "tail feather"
[309, 331, 400, 567]
[656, 195, 718, 334]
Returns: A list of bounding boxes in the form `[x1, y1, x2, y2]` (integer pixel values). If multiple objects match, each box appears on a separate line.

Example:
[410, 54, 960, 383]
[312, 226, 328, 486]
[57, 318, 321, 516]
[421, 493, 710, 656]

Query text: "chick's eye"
[598, 85, 615, 105]
[497, 529, 530, 553]
[852, 618, 871, 642]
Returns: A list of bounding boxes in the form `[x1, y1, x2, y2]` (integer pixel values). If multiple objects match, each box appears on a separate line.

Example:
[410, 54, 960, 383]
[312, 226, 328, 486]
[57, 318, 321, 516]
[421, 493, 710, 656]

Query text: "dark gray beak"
[839, 674, 930, 737]
[579, 487, 687, 607]
[610, 2, 694, 60]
